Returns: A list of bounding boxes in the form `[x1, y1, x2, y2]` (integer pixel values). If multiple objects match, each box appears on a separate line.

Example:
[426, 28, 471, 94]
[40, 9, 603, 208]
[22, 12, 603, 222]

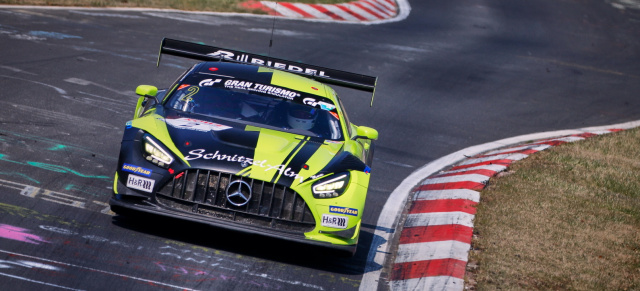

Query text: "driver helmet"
[287, 103, 317, 130]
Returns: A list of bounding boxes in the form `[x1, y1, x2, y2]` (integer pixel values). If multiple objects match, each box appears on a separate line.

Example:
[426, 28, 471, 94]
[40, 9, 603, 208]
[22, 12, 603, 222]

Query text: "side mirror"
[136, 85, 158, 100]
[134, 85, 159, 119]
[353, 126, 378, 140]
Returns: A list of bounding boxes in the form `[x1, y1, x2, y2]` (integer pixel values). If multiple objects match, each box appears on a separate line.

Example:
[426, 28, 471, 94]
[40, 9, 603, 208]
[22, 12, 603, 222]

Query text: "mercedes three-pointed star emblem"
[225, 180, 252, 207]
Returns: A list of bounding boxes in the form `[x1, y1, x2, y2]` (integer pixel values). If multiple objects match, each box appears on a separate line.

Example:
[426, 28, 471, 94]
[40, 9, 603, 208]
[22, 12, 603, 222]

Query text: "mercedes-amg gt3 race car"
[109, 38, 378, 255]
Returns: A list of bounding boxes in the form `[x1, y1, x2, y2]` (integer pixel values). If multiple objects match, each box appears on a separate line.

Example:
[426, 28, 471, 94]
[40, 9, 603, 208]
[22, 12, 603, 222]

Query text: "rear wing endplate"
[157, 38, 378, 106]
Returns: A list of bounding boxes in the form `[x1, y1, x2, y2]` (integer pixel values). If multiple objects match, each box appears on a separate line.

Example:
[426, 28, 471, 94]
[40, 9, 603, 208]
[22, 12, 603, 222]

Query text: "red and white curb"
[360, 120, 640, 291]
[240, 0, 410, 24]
[1, 1, 411, 25]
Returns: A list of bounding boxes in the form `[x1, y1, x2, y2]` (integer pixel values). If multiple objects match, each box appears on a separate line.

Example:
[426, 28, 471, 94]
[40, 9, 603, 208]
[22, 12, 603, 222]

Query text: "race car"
[109, 38, 378, 255]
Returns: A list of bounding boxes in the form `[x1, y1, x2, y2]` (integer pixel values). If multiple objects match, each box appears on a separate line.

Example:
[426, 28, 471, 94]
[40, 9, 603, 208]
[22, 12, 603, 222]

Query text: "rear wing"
[157, 38, 378, 106]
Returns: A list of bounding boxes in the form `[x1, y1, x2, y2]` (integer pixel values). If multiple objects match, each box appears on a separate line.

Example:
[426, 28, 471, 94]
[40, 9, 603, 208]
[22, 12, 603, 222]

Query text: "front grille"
[156, 169, 316, 233]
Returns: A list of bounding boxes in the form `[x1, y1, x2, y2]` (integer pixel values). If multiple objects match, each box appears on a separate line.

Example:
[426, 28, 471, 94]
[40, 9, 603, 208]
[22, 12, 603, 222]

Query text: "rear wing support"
[157, 38, 378, 106]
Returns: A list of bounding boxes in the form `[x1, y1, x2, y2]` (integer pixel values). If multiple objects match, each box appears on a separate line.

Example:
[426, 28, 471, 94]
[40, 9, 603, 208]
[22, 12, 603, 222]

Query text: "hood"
[164, 113, 349, 187]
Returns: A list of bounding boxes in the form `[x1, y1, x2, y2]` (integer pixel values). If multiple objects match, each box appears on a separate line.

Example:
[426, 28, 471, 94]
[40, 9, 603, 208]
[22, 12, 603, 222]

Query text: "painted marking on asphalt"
[3, 101, 117, 130]
[19, 185, 39, 196]
[27, 31, 81, 39]
[2, 178, 113, 215]
[0, 249, 198, 290]
[379, 159, 414, 168]
[0, 224, 49, 245]
[0, 271, 82, 291]
[36, 224, 325, 290]
[0, 65, 37, 75]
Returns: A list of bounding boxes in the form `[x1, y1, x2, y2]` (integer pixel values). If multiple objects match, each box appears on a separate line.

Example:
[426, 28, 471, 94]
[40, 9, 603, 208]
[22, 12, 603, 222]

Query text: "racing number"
[180, 86, 199, 102]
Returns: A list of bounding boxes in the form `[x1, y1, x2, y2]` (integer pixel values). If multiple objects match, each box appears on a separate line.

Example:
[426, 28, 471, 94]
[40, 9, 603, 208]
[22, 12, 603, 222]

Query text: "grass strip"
[469, 128, 640, 290]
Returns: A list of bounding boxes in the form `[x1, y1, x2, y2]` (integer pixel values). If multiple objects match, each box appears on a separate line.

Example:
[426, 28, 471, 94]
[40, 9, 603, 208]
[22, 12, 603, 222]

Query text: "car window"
[165, 77, 343, 140]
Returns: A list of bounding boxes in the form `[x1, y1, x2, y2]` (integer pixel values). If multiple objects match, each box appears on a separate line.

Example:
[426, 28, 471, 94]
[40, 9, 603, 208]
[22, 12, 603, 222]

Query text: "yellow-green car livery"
[109, 39, 378, 255]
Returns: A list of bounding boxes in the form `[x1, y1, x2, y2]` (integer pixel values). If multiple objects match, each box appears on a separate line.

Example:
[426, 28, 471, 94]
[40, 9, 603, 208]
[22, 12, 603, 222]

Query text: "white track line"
[0, 271, 83, 291]
[0, 249, 197, 290]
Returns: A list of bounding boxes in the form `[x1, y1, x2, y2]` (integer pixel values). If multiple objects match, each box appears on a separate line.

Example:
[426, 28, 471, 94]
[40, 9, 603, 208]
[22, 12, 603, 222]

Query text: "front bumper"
[110, 172, 360, 255]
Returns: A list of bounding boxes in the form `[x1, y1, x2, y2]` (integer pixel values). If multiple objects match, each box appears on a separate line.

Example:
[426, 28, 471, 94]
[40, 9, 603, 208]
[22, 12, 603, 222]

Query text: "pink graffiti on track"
[0, 224, 49, 244]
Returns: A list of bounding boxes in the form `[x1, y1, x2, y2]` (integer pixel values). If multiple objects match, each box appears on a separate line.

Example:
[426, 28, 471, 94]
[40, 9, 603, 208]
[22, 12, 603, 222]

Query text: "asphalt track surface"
[0, 1, 639, 290]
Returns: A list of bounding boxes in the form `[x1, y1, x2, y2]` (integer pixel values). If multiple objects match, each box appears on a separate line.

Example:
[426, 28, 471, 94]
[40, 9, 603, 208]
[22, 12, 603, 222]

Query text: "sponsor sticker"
[329, 206, 359, 217]
[206, 50, 329, 77]
[302, 97, 336, 111]
[324, 140, 343, 144]
[185, 149, 306, 183]
[198, 79, 222, 87]
[223, 79, 301, 100]
[321, 214, 348, 229]
[126, 174, 155, 193]
[121, 163, 152, 177]
[166, 117, 231, 132]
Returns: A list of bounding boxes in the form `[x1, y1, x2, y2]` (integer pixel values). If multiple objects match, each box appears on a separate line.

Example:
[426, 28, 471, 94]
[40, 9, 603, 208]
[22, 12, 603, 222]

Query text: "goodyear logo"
[329, 206, 359, 217]
[122, 163, 152, 177]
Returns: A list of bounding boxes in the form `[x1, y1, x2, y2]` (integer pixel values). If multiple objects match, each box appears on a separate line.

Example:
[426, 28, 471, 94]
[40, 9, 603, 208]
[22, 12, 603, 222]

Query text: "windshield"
[164, 76, 343, 140]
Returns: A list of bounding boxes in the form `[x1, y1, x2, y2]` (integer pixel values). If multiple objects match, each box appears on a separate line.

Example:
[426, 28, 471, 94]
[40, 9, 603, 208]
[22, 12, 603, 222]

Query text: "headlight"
[143, 135, 174, 167]
[312, 173, 350, 199]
